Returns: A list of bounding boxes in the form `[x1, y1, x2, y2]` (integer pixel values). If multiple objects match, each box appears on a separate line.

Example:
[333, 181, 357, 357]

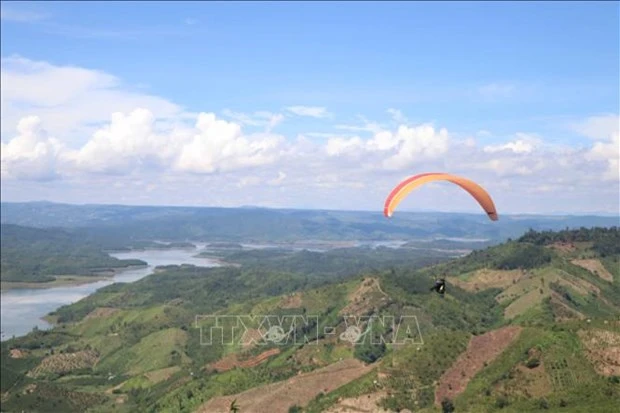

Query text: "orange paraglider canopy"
[383, 172, 498, 221]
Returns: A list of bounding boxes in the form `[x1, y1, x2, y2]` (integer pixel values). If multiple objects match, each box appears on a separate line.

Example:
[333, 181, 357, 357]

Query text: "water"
[0, 246, 220, 341]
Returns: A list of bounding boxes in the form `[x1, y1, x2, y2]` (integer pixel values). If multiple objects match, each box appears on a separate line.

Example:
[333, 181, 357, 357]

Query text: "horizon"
[1, 199, 619, 218]
[1, 2, 619, 214]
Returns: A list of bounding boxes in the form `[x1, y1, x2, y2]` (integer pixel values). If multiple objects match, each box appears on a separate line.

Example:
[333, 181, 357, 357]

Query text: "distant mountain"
[1, 202, 618, 244]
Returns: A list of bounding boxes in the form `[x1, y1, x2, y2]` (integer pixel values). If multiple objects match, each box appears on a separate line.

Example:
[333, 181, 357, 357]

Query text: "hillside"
[1, 227, 618, 413]
[0, 224, 147, 284]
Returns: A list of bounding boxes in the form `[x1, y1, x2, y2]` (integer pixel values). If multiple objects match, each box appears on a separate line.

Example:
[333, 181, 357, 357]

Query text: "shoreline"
[0, 264, 149, 292]
[192, 254, 241, 268]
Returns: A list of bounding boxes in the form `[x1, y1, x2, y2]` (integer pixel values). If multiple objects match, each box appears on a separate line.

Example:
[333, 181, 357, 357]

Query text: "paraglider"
[383, 172, 498, 221]
[384, 172, 499, 296]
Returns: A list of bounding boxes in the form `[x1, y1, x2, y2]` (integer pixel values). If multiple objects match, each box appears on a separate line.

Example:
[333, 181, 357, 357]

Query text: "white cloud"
[1, 56, 182, 141]
[237, 176, 262, 188]
[573, 114, 619, 141]
[574, 114, 619, 181]
[483, 133, 542, 154]
[268, 171, 287, 186]
[285, 106, 331, 118]
[326, 136, 364, 156]
[0, 116, 64, 181]
[2, 109, 285, 179]
[387, 108, 407, 124]
[326, 123, 450, 170]
[175, 114, 284, 174]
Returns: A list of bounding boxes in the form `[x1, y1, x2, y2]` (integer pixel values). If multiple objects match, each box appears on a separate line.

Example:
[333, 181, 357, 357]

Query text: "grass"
[95, 328, 190, 376]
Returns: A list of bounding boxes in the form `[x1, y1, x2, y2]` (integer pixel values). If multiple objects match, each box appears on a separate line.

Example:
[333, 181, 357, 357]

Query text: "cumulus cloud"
[0, 116, 64, 181]
[326, 123, 450, 170]
[0, 56, 182, 141]
[175, 114, 284, 174]
[285, 106, 331, 118]
[2, 109, 285, 179]
[579, 114, 620, 181]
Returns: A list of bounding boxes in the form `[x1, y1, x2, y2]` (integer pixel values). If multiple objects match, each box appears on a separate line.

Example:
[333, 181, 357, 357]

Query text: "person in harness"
[430, 278, 446, 295]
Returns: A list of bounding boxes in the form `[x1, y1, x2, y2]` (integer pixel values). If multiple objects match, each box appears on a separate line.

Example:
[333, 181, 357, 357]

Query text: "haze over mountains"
[1, 202, 618, 244]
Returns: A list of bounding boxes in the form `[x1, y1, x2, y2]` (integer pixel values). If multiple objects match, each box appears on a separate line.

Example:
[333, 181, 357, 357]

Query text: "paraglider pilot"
[430, 278, 446, 295]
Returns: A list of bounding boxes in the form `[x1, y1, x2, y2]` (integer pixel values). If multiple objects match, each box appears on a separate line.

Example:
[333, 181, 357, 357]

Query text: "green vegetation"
[1, 225, 618, 412]
[205, 245, 456, 276]
[1, 224, 146, 283]
[455, 325, 620, 413]
[519, 226, 620, 257]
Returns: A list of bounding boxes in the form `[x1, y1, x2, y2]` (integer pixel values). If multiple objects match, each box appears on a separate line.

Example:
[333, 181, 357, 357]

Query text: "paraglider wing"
[383, 172, 498, 221]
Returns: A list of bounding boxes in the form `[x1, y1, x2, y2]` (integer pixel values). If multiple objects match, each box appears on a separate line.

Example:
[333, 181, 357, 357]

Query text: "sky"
[1, 1, 619, 215]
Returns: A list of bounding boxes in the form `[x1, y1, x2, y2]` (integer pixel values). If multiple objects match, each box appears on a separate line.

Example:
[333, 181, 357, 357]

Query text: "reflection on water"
[1, 247, 220, 341]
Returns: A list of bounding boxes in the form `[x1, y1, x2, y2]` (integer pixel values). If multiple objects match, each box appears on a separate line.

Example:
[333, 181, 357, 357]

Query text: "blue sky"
[1, 1, 619, 214]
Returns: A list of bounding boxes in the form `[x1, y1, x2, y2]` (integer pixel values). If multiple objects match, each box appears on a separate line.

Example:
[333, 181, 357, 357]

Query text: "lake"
[0, 246, 221, 341]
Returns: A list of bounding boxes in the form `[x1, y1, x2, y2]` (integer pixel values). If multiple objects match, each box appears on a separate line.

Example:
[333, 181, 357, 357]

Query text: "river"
[0, 246, 221, 341]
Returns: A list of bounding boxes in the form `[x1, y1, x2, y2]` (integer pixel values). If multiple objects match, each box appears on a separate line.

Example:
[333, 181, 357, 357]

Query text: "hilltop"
[1, 227, 618, 412]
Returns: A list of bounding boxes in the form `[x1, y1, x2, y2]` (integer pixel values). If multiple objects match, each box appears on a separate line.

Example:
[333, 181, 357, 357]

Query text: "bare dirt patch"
[28, 350, 99, 378]
[571, 259, 614, 282]
[195, 359, 374, 413]
[323, 391, 392, 413]
[340, 278, 389, 317]
[546, 242, 576, 254]
[434, 326, 523, 407]
[450, 269, 526, 292]
[9, 349, 27, 359]
[207, 348, 281, 373]
[239, 328, 264, 349]
[279, 292, 303, 309]
[578, 328, 620, 376]
[84, 307, 120, 320]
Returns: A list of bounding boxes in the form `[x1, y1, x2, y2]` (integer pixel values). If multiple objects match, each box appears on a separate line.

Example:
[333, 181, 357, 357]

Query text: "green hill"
[0, 224, 147, 284]
[1, 227, 618, 413]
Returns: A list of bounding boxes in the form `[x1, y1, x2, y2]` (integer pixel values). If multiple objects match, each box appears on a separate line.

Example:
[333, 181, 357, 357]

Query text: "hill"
[0, 227, 618, 412]
[0, 224, 147, 284]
